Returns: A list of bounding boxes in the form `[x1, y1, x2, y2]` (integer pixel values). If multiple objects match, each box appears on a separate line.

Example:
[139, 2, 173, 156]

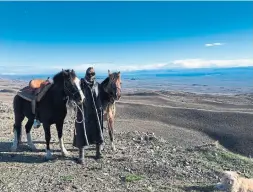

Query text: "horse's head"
[103, 70, 122, 101]
[53, 69, 85, 105]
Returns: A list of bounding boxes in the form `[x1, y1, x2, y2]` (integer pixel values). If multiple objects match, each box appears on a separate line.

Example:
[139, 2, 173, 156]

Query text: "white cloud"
[205, 42, 224, 47]
[52, 63, 168, 73]
[51, 63, 121, 74]
[1, 59, 253, 75]
[117, 63, 167, 72]
[57, 59, 253, 72]
[171, 59, 253, 68]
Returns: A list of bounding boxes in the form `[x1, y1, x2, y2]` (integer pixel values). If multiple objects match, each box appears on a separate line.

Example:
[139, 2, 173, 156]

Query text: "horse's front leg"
[107, 112, 116, 151]
[25, 119, 37, 151]
[56, 121, 69, 157]
[43, 123, 53, 160]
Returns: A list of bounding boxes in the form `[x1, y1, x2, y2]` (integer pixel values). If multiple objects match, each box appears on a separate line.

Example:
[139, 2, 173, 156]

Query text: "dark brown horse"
[11, 69, 85, 160]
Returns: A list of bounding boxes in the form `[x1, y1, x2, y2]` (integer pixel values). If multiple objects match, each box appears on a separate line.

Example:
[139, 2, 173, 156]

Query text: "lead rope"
[89, 86, 104, 142]
[65, 96, 89, 146]
[65, 96, 84, 123]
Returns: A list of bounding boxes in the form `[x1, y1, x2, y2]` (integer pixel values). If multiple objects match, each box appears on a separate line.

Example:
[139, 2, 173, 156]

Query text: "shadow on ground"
[0, 141, 78, 153]
[0, 141, 100, 163]
[182, 185, 216, 192]
[0, 152, 46, 163]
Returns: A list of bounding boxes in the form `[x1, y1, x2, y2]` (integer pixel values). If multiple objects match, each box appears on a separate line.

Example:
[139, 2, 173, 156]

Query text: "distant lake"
[1, 67, 253, 95]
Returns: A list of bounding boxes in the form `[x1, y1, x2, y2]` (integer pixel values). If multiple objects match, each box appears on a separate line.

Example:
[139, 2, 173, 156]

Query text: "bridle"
[63, 76, 81, 100]
[105, 75, 121, 102]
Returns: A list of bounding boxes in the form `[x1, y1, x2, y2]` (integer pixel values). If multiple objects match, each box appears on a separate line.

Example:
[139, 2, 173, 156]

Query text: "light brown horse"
[101, 70, 122, 151]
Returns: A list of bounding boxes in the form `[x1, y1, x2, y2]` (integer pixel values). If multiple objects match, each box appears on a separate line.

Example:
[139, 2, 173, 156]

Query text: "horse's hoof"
[111, 143, 116, 151]
[28, 144, 37, 151]
[75, 158, 85, 165]
[101, 144, 105, 151]
[62, 150, 70, 157]
[95, 153, 103, 160]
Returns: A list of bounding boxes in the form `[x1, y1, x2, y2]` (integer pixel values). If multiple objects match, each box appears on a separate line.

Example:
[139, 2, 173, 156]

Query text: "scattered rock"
[72, 185, 78, 189]
[120, 176, 126, 182]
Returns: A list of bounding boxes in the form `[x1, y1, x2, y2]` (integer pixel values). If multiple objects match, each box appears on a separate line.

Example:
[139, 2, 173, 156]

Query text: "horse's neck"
[99, 84, 111, 108]
[49, 83, 66, 108]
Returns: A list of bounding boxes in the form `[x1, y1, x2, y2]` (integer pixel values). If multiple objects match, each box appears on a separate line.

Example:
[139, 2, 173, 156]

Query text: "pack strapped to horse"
[17, 77, 53, 127]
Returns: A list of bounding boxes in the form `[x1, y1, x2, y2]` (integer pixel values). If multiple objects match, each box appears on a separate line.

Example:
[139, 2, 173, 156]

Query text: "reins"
[62, 77, 85, 124]
[65, 96, 89, 146]
[65, 96, 85, 124]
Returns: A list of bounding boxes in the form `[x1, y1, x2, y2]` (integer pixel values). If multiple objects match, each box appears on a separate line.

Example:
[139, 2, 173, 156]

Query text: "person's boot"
[76, 147, 85, 165]
[95, 143, 103, 159]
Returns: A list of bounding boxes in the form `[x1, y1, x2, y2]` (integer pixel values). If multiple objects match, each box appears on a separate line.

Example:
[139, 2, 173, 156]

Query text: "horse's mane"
[53, 69, 76, 83]
[101, 77, 109, 86]
[53, 71, 64, 83]
[101, 72, 119, 86]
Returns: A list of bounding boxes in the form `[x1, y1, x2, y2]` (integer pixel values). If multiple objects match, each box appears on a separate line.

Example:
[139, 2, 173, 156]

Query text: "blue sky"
[0, 1, 252, 75]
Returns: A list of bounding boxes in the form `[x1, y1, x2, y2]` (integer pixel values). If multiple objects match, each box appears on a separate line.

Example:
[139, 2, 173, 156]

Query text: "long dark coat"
[73, 79, 104, 148]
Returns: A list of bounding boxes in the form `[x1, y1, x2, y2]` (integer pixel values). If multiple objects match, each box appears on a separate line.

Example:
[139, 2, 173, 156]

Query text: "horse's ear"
[62, 69, 68, 76]
[108, 70, 111, 76]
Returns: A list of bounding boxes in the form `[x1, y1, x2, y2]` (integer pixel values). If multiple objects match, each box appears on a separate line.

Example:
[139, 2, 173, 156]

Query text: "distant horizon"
[0, 66, 252, 77]
[1, 66, 252, 95]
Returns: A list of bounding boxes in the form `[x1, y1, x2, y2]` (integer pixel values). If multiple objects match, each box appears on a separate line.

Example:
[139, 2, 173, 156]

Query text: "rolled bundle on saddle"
[27, 77, 52, 101]
[29, 79, 48, 89]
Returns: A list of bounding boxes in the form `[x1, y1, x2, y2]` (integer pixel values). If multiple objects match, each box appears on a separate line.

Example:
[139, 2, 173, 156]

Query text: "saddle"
[17, 78, 53, 114]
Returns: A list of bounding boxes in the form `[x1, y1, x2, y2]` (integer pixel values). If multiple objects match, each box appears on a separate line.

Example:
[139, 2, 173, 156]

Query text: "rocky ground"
[1, 101, 253, 192]
[1, 78, 253, 191]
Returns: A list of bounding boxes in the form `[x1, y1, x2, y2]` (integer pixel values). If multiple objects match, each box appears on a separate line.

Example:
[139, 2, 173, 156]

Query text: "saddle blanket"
[17, 81, 52, 102]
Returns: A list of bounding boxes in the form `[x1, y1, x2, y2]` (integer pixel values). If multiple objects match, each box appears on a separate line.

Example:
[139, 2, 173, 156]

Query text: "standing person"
[73, 67, 104, 164]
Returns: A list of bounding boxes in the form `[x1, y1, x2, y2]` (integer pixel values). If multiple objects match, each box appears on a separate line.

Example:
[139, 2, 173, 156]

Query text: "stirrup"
[33, 119, 41, 128]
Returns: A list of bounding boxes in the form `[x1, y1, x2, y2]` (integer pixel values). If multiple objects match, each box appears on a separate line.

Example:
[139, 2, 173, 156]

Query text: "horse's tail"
[12, 95, 21, 133]
[13, 94, 21, 113]
[13, 95, 24, 123]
